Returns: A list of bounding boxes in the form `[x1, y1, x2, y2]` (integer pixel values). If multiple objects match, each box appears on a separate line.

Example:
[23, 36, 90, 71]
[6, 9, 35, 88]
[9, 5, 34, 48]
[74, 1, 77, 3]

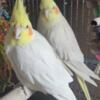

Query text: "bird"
[37, 0, 100, 100]
[4, 0, 77, 100]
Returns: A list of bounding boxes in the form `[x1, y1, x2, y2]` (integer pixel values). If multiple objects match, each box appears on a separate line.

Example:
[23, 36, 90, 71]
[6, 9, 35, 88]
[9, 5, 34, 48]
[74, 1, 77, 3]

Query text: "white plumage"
[5, 30, 77, 100]
[37, 8, 100, 86]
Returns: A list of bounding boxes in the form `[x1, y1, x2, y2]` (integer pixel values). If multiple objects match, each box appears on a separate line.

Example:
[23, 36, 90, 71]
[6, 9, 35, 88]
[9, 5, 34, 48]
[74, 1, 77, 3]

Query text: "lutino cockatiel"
[4, 0, 77, 100]
[37, 0, 100, 100]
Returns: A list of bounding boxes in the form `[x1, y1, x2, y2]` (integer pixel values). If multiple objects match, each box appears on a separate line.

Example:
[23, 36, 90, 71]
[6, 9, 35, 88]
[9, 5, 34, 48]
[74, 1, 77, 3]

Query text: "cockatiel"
[4, 0, 77, 100]
[37, 0, 100, 100]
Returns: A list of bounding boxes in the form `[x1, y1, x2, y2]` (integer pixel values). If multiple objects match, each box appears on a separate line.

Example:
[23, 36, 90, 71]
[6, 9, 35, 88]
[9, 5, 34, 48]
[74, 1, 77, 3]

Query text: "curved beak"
[14, 25, 21, 40]
[44, 9, 49, 17]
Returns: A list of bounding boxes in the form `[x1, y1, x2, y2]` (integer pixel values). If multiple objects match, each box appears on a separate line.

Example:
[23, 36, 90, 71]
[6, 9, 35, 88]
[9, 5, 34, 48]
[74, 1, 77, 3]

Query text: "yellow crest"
[6, 0, 33, 46]
[11, 0, 31, 27]
[40, 0, 56, 9]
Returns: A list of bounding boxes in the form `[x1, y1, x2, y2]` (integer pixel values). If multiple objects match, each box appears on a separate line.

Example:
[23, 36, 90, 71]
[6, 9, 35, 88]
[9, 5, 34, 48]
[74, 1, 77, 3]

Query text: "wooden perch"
[0, 86, 32, 100]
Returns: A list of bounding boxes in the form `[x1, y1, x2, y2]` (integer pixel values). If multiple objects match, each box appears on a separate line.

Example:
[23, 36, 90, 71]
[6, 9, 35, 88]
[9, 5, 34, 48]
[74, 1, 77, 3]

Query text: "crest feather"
[11, 0, 30, 26]
[40, 0, 56, 9]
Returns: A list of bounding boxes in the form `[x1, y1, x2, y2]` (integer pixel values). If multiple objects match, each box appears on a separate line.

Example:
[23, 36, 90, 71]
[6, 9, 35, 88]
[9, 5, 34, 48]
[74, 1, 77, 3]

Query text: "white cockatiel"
[37, 0, 100, 99]
[4, 0, 77, 100]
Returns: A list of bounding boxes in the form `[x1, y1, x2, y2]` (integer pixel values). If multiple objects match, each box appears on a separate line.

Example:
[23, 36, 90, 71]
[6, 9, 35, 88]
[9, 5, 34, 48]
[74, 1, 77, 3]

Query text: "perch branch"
[0, 86, 32, 100]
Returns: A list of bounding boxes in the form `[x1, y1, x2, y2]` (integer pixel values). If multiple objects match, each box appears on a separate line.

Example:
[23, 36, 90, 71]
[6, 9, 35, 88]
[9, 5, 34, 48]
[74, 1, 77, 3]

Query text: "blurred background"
[0, 0, 100, 100]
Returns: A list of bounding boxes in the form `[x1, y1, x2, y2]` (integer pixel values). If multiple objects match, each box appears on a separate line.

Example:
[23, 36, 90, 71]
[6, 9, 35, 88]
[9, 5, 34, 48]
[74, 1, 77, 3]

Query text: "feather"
[77, 76, 91, 100]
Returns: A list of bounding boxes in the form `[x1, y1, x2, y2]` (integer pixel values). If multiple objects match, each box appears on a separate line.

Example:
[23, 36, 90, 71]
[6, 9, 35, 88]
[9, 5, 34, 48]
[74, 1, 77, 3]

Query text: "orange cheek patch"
[53, 6, 60, 14]
[28, 26, 32, 36]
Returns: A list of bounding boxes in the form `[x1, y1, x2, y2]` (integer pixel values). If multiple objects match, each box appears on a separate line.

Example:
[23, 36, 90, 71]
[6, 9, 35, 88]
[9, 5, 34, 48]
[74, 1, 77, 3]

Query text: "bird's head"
[40, 0, 61, 22]
[7, 0, 33, 46]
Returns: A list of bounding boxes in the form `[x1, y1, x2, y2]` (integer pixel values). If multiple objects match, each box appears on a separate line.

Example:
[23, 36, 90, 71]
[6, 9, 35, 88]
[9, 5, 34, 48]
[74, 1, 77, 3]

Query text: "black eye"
[26, 25, 28, 28]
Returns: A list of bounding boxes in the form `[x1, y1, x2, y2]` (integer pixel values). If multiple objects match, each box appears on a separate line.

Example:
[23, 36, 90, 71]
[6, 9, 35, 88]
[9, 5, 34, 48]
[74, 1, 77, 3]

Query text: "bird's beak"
[44, 9, 49, 17]
[14, 26, 21, 40]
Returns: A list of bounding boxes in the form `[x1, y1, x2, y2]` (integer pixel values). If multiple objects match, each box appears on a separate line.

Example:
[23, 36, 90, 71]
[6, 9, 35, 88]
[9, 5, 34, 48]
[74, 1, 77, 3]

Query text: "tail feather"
[64, 61, 99, 86]
[64, 61, 96, 100]
[52, 85, 77, 100]
[71, 62, 100, 80]
[64, 65, 73, 76]
[77, 76, 91, 100]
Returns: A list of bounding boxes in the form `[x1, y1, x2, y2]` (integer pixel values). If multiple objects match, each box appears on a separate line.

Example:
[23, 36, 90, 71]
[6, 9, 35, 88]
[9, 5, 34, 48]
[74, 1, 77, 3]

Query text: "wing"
[45, 15, 84, 62]
[25, 32, 76, 100]
[38, 14, 84, 62]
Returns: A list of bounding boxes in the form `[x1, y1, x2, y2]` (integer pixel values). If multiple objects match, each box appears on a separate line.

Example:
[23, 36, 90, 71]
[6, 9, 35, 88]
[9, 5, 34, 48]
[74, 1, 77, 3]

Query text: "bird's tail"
[64, 61, 100, 86]
[52, 85, 77, 100]
[77, 76, 91, 100]
[64, 61, 100, 100]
